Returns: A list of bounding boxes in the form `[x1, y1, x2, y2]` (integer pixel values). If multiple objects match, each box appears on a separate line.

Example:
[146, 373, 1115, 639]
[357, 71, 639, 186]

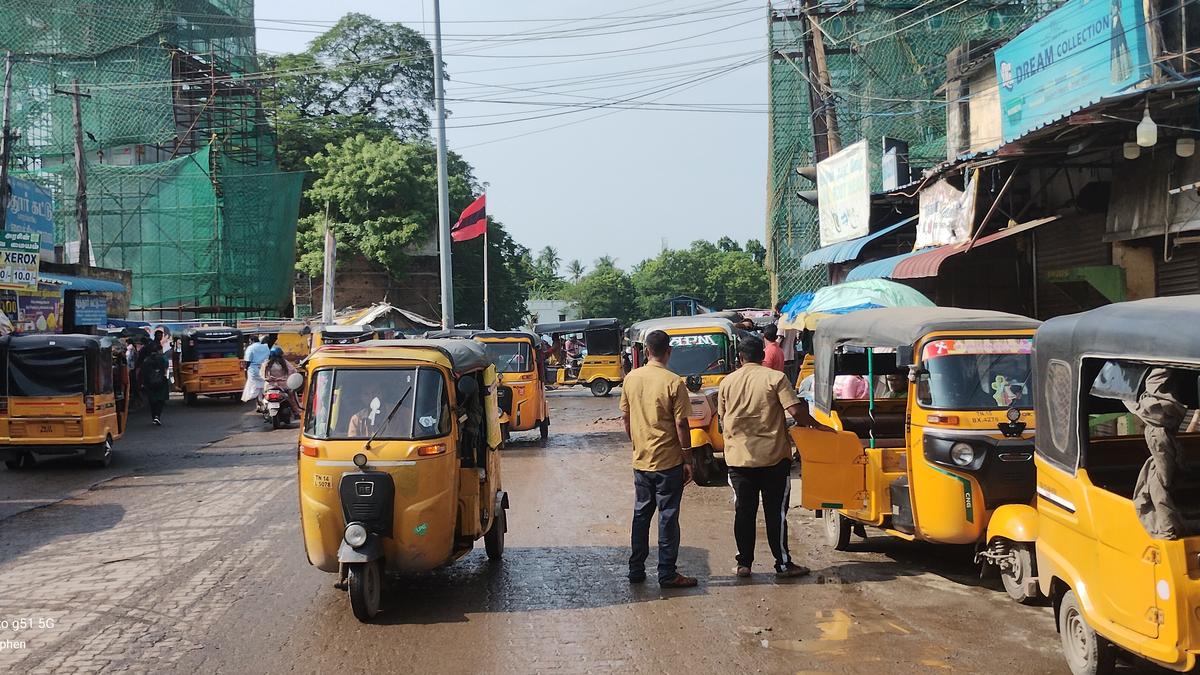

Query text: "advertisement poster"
[73, 294, 108, 326]
[817, 140, 871, 247]
[18, 290, 61, 334]
[0, 230, 40, 290]
[995, 0, 1150, 143]
[0, 289, 17, 323]
[916, 174, 978, 249]
[5, 177, 55, 258]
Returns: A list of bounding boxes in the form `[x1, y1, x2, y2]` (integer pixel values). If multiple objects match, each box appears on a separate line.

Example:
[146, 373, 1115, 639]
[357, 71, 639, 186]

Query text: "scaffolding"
[0, 0, 302, 317]
[766, 0, 1054, 302]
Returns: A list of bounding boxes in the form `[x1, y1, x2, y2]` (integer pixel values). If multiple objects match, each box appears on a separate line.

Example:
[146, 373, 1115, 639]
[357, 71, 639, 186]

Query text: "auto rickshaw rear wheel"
[184, 392, 197, 406]
[84, 437, 113, 469]
[590, 379, 612, 397]
[347, 560, 382, 622]
[486, 506, 506, 561]
[1059, 589, 1115, 675]
[999, 541, 1040, 605]
[4, 453, 30, 471]
[823, 509, 852, 550]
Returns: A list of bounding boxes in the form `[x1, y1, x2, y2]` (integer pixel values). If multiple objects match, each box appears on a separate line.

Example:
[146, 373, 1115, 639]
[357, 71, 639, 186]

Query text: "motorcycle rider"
[261, 347, 301, 418]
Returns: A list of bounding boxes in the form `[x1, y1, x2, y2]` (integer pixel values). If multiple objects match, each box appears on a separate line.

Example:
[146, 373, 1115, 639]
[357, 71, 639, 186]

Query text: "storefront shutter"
[1156, 246, 1200, 296]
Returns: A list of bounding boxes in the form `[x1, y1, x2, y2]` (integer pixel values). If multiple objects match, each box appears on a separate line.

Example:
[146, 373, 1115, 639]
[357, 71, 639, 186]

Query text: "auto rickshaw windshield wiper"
[365, 386, 413, 450]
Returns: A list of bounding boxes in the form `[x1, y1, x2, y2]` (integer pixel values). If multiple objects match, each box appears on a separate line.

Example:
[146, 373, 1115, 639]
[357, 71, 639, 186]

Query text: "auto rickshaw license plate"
[33, 423, 62, 436]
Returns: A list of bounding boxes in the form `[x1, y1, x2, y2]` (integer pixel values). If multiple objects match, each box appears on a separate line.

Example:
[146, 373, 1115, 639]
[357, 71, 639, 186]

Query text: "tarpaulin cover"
[779, 280, 934, 330]
[798, 215, 918, 271]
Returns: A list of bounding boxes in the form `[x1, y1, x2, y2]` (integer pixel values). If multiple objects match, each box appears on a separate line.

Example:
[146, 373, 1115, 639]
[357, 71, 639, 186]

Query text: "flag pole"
[482, 226, 489, 329]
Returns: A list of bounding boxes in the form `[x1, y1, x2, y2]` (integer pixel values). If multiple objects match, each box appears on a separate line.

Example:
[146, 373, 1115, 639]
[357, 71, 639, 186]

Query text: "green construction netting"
[0, 0, 301, 315]
[768, 1, 1057, 303]
[18, 146, 302, 311]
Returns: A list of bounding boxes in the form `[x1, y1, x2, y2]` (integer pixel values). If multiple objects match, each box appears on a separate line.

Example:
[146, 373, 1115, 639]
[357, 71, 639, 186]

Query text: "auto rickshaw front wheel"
[823, 509, 853, 550]
[347, 560, 382, 622]
[538, 419, 549, 443]
[1059, 589, 1115, 675]
[485, 507, 506, 561]
[590, 379, 612, 397]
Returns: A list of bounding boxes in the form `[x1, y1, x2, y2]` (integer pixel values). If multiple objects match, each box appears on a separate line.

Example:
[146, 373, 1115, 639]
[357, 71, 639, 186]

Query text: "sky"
[253, 0, 769, 271]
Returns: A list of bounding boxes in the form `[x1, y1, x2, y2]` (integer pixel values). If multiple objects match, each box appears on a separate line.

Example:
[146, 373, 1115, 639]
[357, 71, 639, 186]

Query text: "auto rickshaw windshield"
[483, 342, 532, 374]
[918, 337, 1034, 410]
[666, 333, 728, 376]
[303, 367, 450, 440]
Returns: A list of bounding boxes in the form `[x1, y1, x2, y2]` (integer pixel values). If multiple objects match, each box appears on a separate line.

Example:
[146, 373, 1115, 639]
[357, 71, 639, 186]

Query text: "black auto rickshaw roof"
[181, 326, 242, 340]
[362, 338, 493, 374]
[812, 307, 1040, 414]
[3, 334, 114, 352]
[626, 316, 737, 343]
[424, 328, 541, 346]
[533, 318, 620, 334]
[1036, 296, 1200, 363]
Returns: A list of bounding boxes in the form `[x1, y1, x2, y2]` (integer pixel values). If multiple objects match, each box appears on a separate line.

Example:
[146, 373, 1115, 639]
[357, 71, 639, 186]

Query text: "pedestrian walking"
[241, 334, 270, 410]
[138, 331, 170, 426]
[718, 335, 828, 578]
[762, 324, 785, 372]
[619, 329, 698, 588]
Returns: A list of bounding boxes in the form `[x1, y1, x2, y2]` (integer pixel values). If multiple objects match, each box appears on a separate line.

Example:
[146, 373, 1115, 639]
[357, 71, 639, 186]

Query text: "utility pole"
[0, 52, 13, 231]
[55, 80, 92, 266]
[803, 3, 841, 158]
[432, 0, 454, 328]
[321, 201, 335, 325]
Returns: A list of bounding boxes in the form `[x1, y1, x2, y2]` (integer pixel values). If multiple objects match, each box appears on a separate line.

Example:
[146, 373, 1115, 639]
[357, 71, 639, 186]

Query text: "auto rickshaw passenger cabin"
[534, 318, 623, 396]
[794, 307, 1040, 571]
[425, 329, 550, 440]
[297, 338, 509, 622]
[987, 296, 1200, 675]
[174, 327, 246, 405]
[0, 334, 129, 469]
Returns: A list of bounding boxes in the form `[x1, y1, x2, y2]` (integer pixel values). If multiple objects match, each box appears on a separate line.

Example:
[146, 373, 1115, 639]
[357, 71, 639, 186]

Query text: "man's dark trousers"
[728, 458, 792, 570]
[629, 464, 685, 582]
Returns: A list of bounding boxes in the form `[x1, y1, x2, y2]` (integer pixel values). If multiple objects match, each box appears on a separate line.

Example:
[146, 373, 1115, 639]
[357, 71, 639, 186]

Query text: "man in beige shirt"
[619, 329, 698, 588]
[719, 335, 827, 579]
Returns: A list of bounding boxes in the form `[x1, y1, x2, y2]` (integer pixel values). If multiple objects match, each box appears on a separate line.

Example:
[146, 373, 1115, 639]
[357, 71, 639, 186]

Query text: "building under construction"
[766, 0, 1051, 301]
[0, 0, 302, 318]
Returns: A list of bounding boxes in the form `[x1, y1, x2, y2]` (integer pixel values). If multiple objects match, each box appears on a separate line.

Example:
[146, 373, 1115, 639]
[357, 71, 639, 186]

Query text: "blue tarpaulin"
[845, 248, 935, 281]
[798, 215, 918, 271]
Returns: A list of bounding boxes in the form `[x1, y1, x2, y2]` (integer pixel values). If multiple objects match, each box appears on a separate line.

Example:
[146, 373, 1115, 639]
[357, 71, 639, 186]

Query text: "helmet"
[270, 346, 284, 357]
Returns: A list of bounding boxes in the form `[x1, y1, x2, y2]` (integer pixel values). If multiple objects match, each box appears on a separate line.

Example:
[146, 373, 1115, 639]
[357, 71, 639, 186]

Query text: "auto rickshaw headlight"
[344, 522, 368, 548]
[950, 442, 976, 467]
[353, 453, 368, 468]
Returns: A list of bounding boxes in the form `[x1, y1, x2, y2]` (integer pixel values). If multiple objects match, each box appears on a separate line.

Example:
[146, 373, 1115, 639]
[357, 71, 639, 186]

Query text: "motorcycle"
[262, 372, 304, 430]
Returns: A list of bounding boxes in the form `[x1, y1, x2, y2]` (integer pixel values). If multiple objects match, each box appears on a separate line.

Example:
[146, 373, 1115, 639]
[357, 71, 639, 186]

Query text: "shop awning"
[845, 216, 1058, 281]
[845, 248, 936, 281]
[38, 273, 126, 293]
[798, 215, 918, 271]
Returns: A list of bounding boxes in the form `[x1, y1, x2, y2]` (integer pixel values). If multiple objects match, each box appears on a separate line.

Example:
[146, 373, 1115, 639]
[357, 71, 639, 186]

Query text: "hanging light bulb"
[1124, 141, 1141, 159]
[1178, 138, 1195, 158]
[1137, 103, 1158, 147]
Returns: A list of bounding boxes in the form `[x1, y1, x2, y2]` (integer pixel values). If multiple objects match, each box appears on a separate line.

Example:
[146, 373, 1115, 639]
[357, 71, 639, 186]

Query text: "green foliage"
[527, 245, 566, 299]
[452, 219, 533, 330]
[630, 240, 770, 318]
[565, 258, 638, 325]
[295, 134, 476, 277]
[566, 259, 585, 282]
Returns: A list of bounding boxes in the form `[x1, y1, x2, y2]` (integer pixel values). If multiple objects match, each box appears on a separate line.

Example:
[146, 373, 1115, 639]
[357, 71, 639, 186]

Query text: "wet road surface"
[0, 388, 1137, 673]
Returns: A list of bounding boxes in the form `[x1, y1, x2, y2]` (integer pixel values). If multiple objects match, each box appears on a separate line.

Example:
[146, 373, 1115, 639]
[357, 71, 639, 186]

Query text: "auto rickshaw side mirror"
[895, 346, 914, 367]
[286, 372, 305, 391]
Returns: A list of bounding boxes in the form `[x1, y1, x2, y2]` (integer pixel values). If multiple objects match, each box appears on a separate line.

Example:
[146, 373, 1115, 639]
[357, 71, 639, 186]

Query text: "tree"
[566, 259, 585, 282]
[527, 245, 564, 299]
[717, 236, 741, 252]
[630, 240, 770, 318]
[745, 239, 767, 266]
[536, 246, 561, 275]
[566, 264, 638, 324]
[296, 134, 477, 277]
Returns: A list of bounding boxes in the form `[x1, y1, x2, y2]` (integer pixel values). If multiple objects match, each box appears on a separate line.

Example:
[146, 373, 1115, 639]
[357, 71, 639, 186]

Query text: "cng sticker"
[414, 523, 429, 536]
[313, 474, 333, 489]
[670, 335, 718, 347]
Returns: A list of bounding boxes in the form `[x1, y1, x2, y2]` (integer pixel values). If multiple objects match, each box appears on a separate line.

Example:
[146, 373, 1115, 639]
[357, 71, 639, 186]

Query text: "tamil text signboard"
[817, 140, 871, 247]
[916, 174, 978, 249]
[17, 290, 61, 333]
[0, 231, 40, 290]
[995, 0, 1150, 144]
[6, 177, 55, 258]
[73, 294, 108, 326]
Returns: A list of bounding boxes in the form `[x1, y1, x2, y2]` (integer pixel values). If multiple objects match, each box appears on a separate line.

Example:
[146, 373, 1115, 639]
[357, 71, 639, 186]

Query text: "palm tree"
[537, 246, 561, 275]
[595, 255, 616, 269]
[566, 259, 585, 282]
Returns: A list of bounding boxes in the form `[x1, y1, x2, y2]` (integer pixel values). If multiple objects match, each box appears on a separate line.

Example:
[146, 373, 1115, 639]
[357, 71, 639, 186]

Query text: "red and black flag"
[451, 194, 486, 242]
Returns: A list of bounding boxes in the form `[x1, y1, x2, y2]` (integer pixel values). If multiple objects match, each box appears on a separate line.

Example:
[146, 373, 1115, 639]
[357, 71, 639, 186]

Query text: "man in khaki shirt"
[619, 329, 697, 588]
[719, 335, 827, 578]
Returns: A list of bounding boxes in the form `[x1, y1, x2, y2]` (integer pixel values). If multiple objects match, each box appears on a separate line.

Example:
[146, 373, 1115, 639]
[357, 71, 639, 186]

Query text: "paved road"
[0, 389, 1095, 673]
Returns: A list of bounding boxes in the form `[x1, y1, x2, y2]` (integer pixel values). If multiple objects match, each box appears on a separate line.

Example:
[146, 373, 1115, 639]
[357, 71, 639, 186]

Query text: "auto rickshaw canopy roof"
[4, 334, 114, 352]
[181, 326, 241, 340]
[1036, 296, 1200, 364]
[423, 329, 541, 347]
[626, 316, 736, 343]
[812, 307, 1040, 414]
[533, 318, 620, 335]
[313, 338, 492, 375]
[320, 323, 375, 335]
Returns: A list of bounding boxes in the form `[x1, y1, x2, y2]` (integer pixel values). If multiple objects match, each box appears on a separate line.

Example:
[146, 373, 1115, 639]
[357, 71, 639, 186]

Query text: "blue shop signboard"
[73, 293, 108, 326]
[995, 0, 1150, 144]
[5, 177, 55, 258]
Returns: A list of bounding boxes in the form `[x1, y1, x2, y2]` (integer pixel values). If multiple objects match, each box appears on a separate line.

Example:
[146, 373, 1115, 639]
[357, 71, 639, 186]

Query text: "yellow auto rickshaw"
[0, 334, 129, 469]
[534, 318, 624, 397]
[627, 315, 742, 486]
[237, 319, 313, 360]
[312, 324, 380, 349]
[426, 329, 550, 442]
[987, 296, 1200, 674]
[297, 339, 509, 622]
[792, 307, 1040, 569]
[173, 326, 246, 405]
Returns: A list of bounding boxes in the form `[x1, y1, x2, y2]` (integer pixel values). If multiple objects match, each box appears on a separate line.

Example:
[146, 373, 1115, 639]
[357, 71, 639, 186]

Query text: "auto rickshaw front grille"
[497, 386, 514, 416]
[338, 471, 395, 537]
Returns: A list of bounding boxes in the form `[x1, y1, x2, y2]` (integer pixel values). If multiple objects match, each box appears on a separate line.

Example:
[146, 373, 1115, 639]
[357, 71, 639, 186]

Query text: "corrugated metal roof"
[844, 248, 936, 281]
[798, 215, 918, 271]
[892, 216, 1059, 279]
[38, 273, 126, 293]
